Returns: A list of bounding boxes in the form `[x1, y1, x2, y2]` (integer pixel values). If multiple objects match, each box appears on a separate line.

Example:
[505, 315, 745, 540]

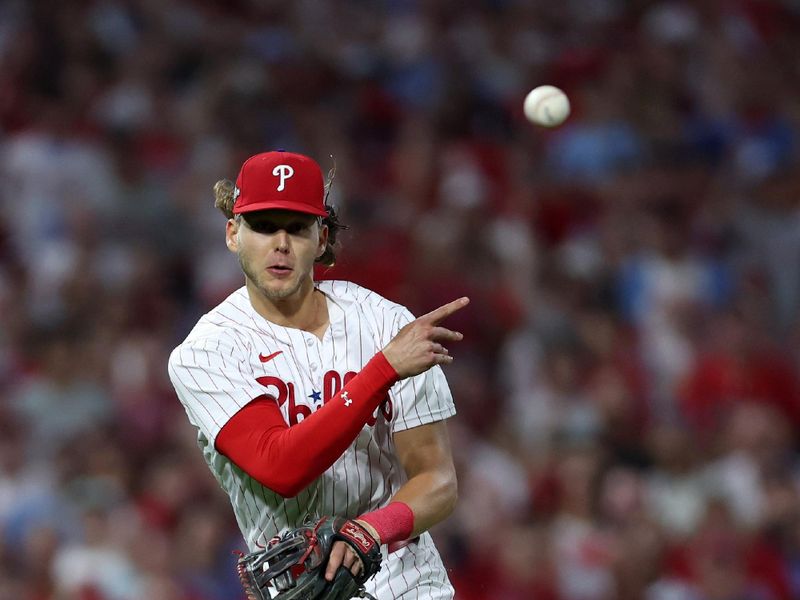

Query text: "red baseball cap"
[233, 150, 327, 217]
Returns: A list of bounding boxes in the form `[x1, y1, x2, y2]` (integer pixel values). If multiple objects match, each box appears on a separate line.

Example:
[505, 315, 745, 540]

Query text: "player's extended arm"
[216, 352, 398, 497]
[216, 297, 469, 498]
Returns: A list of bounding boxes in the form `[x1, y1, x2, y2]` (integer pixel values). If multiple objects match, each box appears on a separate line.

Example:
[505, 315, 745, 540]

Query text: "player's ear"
[316, 223, 329, 259]
[226, 218, 240, 253]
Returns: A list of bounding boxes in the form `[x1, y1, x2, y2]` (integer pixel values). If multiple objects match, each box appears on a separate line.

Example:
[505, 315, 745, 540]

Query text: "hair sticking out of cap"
[323, 155, 336, 208]
[318, 155, 349, 268]
[214, 179, 236, 218]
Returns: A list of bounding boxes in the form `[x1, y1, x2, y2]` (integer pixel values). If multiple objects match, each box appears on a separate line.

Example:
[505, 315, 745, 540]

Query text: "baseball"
[524, 85, 570, 128]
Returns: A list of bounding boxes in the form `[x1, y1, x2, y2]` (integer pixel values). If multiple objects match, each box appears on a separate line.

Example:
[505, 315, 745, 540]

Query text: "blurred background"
[2, 0, 800, 599]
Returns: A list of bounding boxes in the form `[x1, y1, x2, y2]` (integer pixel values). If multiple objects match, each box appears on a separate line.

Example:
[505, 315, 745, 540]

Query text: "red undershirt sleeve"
[215, 351, 398, 497]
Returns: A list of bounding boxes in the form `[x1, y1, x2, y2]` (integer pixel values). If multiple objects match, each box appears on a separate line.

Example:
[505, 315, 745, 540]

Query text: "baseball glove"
[236, 517, 382, 600]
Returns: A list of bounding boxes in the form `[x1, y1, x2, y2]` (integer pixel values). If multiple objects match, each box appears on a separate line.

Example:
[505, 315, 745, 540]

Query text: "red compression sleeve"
[358, 502, 414, 546]
[215, 352, 398, 497]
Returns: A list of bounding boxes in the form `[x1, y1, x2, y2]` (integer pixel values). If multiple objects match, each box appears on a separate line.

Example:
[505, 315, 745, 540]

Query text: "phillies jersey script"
[168, 280, 456, 598]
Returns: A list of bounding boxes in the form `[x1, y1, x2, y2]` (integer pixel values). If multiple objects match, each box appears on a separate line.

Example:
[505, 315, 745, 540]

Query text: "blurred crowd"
[2, 0, 800, 599]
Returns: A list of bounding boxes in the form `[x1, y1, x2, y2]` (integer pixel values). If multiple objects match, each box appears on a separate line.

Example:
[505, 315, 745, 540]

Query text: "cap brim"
[233, 201, 328, 217]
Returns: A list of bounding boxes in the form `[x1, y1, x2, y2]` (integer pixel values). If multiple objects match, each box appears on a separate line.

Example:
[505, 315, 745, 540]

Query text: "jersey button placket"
[303, 335, 322, 393]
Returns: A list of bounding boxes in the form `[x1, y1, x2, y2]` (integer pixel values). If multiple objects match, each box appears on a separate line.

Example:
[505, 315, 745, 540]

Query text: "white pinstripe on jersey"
[168, 280, 456, 598]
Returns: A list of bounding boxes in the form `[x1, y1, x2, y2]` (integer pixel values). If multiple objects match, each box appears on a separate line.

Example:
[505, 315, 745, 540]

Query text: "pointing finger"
[420, 297, 469, 325]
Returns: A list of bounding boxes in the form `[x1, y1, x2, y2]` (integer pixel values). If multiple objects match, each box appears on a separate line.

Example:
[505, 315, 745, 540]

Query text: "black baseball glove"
[236, 517, 382, 600]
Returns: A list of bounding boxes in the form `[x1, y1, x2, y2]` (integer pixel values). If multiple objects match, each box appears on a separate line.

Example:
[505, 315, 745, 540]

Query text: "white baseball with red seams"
[524, 85, 571, 127]
[168, 280, 456, 598]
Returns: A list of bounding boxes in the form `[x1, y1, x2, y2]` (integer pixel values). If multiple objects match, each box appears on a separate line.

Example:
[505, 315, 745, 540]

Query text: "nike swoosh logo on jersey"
[258, 351, 283, 363]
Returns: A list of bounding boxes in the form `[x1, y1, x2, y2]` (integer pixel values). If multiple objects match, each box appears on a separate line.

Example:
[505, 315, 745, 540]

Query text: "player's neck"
[247, 279, 329, 339]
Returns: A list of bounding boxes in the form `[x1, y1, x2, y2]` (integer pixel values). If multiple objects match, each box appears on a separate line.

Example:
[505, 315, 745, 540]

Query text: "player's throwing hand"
[381, 297, 469, 379]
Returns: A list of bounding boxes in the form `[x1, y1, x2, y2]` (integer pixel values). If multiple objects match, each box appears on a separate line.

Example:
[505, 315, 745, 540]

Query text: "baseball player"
[168, 150, 467, 599]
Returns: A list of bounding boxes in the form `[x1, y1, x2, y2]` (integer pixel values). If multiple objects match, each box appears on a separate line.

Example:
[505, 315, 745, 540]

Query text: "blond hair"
[213, 179, 236, 218]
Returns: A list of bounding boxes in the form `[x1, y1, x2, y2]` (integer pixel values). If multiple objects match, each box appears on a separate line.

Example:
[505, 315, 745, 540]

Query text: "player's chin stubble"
[239, 254, 304, 301]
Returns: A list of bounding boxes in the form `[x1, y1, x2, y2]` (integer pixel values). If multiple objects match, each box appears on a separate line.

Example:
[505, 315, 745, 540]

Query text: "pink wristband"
[358, 502, 414, 546]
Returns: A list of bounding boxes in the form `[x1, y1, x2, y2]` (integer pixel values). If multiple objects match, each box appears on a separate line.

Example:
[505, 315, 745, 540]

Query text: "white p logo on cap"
[272, 165, 295, 191]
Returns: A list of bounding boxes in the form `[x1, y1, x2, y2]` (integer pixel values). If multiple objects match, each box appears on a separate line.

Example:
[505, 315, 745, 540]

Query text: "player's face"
[226, 210, 328, 302]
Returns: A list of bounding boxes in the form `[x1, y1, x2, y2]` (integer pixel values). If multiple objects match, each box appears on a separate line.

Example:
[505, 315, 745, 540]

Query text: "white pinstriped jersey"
[168, 280, 456, 599]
